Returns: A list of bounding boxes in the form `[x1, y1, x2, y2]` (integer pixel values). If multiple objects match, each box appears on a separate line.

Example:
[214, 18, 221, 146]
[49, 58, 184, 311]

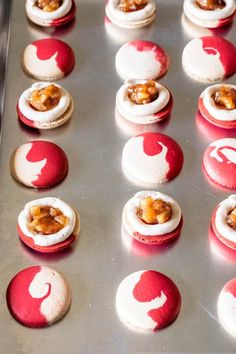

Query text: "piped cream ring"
[184, 0, 235, 22]
[18, 197, 76, 247]
[123, 191, 181, 236]
[215, 195, 236, 244]
[25, 0, 72, 21]
[201, 84, 236, 121]
[18, 82, 70, 123]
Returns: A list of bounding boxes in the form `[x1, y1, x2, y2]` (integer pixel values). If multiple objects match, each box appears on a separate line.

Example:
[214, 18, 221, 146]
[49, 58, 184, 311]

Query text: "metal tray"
[0, 0, 236, 353]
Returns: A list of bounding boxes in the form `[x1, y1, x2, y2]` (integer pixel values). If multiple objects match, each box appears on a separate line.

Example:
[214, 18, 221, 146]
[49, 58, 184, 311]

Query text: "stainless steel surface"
[0, 0, 236, 353]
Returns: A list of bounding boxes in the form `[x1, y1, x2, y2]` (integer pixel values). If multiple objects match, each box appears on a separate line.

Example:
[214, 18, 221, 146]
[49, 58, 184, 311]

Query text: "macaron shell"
[6, 266, 71, 328]
[218, 278, 236, 337]
[211, 205, 236, 250]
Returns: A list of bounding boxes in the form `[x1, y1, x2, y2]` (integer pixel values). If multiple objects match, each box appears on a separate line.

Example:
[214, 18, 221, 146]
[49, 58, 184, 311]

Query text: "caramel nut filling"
[196, 0, 226, 11]
[226, 208, 236, 230]
[212, 86, 236, 110]
[137, 197, 172, 225]
[36, 0, 62, 12]
[128, 80, 159, 105]
[118, 0, 148, 13]
[28, 205, 68, 235]
[29, 84, 61, 112]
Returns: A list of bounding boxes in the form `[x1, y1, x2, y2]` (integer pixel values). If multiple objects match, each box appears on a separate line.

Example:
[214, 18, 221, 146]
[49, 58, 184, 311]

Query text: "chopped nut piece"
[118, 0, 148, 12]
[213, 86, 236, 110]
[128, 80, 159, 105]
[29, 205, 68, 235]
[137, 197, 172, 225]
[226, 208, 236, 230]
[36, 0, 62, 12]
[29, 84, 61, 112]
[196, 0, 226, 10]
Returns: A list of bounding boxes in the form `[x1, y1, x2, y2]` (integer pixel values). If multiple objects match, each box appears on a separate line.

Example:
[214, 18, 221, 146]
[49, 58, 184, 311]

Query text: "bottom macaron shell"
[211, 207, 236, 250]
[198, 97, 236, 130]
[51, 0, 76, 27]
[216, 11, 236, 28]
[132, 217, 183, 245]
[153, 94, 173, 122]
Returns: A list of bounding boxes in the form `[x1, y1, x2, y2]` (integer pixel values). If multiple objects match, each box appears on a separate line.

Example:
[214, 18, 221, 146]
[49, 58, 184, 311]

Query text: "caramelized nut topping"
[29, 205, 68, 235]
[137, 197, 172, 225]
[213, 86, 236, 110]
[196, 0, 226, 10]
[36, 0, 62, 12]
[118, 0, 148, 12]
[226, 208, 236, 230]
[29, 84, 61, 112]
[128, 80, 159, 105]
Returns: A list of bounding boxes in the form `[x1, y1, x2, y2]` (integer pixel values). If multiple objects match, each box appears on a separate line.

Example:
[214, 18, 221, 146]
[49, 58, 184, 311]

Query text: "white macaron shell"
[26, 0, 72, 20]
[184, 0, 235, 21]
[215, 195, 236, 243]
[218, 281, 236, 337]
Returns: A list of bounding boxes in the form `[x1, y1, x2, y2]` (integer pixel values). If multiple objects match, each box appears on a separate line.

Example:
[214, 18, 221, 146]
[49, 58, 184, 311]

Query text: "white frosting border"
[123, 191, 182, 236]
[201, 84, 236, 121]
[18, 82, 70, 123]
[18, 197, 76, 246]
[184, 0, 235, 21]
[25, 0, 72, 20]
[215, 195, 236, 243]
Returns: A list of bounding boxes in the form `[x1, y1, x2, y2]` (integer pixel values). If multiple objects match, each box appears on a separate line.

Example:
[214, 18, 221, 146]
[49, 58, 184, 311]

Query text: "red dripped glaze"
[133, 270, 181, 330]
[33, 38, 75, 75]
[224, 278, 236, 298]
[201, 36, 236, 77]
[26, 141, 68, 188]
[51, 0, 76, 27]
[6, 266, 50, 327]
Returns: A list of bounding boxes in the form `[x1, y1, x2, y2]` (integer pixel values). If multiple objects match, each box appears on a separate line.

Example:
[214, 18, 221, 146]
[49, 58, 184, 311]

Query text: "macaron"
[17, 82, 74, 129]
[18, 197, 80, 253]
[211, 195, 236, 250]
[25, 0, 76, 27]
[105, 0, 156, 29]
[198, 84, 236, 129]
[6, 266, 71, 328]
[22, 38, 75, 80]
[183, 0, 236, 29]
[116, 270, 181, 332]
[116, 79, 173, 124]
[182, 36, 236, 82]
[122, 132, 184, 187]
[202, 138, 236, 189]
[122, 191, 183, 245]
[218, 278, 236, 337]
[116, 40, 169, 81]
[11, 140, 69, 188]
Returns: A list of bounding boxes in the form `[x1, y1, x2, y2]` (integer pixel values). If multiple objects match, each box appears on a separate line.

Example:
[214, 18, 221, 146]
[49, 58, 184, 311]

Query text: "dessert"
[122, 191, 183, 244]
[116, 40, 169, 81]
[11, 140, 69, 188]
[6, 266, 71, 327]
[116, 80, 173, 124]
[116, 270, 181, 332]
[18, 197, 80, 252]
[218, 277, 236, 337]
[17, 82, 74, 129]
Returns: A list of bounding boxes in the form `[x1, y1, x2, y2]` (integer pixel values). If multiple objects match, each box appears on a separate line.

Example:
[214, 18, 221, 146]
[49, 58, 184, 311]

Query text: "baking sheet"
[0, 0, 236, 353]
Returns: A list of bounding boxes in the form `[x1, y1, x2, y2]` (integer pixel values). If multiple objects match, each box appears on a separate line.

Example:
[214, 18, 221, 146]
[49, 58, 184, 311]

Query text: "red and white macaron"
[211, 195, 236, 250]
[11, 140, 69, 189]
[202, 138, 236, 189]
[25, 0, 76, 27]
[22, 38, 75, 80]
[116, 40, 169, 81]
[116, 80, 172, 124]
[17, 82, 74, 129]
[18, 197, 80, 253]
[116, 270, 181, 332]
[198, 84, 236, 129]
[183, 0, 236, 29]
[122, 191, 183, 245]
[122, 132, 184, 187]
[6, 266, 71, 328]
[182, 36, 236, 82]
[218, 278, 236, 337]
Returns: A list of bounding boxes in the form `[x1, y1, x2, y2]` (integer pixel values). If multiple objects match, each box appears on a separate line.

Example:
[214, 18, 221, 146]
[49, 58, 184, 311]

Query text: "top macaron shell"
[116, 40, 169, 81]
[182, 36, 236, 82]
[218, 278, 236, 337]
[23, 38, 75, 80]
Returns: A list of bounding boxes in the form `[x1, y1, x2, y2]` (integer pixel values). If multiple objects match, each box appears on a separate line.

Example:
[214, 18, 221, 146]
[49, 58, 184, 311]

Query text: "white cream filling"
[106, 0, 156, 24]
[184, 0, 235, 21]
[116, 80, 170, 117]
[202, 84, 236, 121]
[18, 82, 70, 123]
[215, 195, 236, 243]
[18, 197, 76, 247]
[26, 0, 72, 21]
[123, 191, 181, 236]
